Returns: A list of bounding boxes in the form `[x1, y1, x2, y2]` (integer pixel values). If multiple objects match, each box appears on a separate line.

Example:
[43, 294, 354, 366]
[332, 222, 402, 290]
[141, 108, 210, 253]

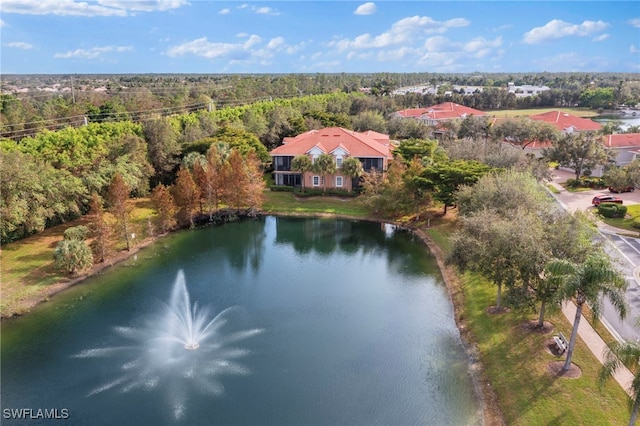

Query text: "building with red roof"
[529, 111, 602, 133]
[270, 127, 393, 191]
[603, 133, 640, 166]
[393, 102, 486, 125]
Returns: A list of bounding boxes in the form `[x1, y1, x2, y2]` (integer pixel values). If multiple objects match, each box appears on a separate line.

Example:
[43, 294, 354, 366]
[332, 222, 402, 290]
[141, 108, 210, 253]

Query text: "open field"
[489, 107, 601, 118]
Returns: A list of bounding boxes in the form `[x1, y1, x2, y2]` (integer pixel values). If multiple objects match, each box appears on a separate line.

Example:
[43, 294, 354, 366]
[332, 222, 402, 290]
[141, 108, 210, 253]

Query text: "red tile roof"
[395, 108, 431, 118]
[529, 111, 602, 132]
[270, 127, 392, 158]
[395, 102, 485, 120]
[603, 133, 640, 148]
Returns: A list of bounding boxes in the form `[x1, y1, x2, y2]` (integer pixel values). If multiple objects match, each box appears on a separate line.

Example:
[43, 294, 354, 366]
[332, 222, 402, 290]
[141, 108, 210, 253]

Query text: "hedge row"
[597, 202, 627, 218]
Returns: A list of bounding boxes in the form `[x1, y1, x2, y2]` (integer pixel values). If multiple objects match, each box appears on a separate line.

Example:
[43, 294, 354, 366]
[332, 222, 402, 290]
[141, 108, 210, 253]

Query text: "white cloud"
[236, 4, 278, 15]
[97, 0, 188, 12]
[631, 45, 640, 54]
[354, 2, 376, 16]
[166, 35, 265, 62]
[218, 8, 230, 15]
[523, 19, 609, 44]
[0, 0, 187, 16]
[0, 19, 5, 27]
[54, 45, 132, 59]
[329, 15, 469, 52]
[592, 34, 610, 42]
[7, 41, 33, 49]
[629, 18, 640, 28]
[267, 37, 285, 50]
[463, 36, 502, 58]
[255, 6, 277, 15]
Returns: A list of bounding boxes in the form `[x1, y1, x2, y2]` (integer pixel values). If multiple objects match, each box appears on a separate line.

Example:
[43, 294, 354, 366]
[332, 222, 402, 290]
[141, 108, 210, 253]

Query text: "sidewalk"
[561, 302, 634, 396]
[547, 171, 635, 395]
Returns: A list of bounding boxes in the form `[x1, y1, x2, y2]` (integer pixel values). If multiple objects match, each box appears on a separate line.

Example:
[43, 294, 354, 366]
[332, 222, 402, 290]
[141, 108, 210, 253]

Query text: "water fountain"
[74, 270, 263, 420]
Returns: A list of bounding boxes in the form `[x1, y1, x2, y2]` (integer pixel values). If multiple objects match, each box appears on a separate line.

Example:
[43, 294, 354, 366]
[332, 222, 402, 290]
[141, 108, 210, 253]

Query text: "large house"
[392, 102, 485, 125]
[270, 127, 393, 191]
[529, 111, 602, 134]
[507, 82, 550, 98]
[603, 133, 640, 166]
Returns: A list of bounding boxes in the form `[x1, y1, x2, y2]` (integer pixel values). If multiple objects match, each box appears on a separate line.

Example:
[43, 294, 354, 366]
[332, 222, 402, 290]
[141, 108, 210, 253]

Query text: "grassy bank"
[425, 225, 630, 425]
[1, 191, 632, 424]
[0, 191, 369, 317]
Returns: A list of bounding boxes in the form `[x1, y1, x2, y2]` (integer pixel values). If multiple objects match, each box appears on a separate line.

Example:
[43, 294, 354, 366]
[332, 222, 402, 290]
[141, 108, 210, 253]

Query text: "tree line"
[3, 72, 640, 139]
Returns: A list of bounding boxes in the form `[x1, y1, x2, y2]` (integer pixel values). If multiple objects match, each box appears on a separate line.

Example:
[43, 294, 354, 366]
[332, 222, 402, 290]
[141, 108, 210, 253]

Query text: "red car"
[608, 186, 635, 193]
[592, 194, 624, 206]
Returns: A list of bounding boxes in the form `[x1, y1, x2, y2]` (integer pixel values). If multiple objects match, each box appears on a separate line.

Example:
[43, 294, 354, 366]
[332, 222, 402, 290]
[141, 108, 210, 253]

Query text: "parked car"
[592, 194, 624, 206]
[608, 186, 635, 193]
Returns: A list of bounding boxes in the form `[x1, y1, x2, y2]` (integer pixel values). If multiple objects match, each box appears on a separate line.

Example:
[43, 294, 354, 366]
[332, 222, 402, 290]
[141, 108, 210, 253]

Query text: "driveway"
[550, 168, 640, 213]
[549, 168, 640, 343]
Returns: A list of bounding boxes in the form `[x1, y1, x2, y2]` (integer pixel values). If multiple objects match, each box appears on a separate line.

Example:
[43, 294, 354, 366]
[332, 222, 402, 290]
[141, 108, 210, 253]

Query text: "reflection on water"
[1, 217, 478, 425]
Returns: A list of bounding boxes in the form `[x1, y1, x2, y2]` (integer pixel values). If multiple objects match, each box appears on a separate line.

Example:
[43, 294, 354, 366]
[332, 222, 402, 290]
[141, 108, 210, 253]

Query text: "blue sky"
[1, 1, 639, 74]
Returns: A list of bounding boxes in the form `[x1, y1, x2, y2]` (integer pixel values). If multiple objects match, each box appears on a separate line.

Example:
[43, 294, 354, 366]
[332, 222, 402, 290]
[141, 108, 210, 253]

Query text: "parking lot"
[550, 168, 640, 213]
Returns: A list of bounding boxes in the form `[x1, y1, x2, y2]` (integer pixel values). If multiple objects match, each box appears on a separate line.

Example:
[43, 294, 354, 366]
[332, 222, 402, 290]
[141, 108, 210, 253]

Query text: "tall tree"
[151, 184, 177, 233]
[107, 172, 133, 251]
[420, 159, 492, 214]
[544, 131, 615, 179]
[87, 193, 111, 263]
[171, 166, 200, 228]
[599, 341, 640, 426]
[143, 117, 181, 185]
[291, 155, 313, 192]
[341, 156, 364, 192]
[545, 253, 627, 372]
[244, 151, 266, 210]
[448, 209, 547, 309]
[312, 153, 337, 193]
[222, 149, 249, 210]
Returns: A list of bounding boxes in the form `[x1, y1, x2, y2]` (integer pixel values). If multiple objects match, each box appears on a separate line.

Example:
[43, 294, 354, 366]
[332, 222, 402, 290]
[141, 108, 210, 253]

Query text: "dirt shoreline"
[2, 212, 504, 425]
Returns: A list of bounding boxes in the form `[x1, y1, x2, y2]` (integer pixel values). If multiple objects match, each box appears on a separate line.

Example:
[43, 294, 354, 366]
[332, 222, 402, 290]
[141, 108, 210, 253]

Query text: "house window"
[336, 176, 343, 187]
[336, 157, 343, 168]
[312, 176, 320, 187]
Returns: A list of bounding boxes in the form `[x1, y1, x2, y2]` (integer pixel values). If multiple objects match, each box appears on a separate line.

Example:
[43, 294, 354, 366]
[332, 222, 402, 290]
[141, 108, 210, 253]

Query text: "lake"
[0, 217, 479, 425]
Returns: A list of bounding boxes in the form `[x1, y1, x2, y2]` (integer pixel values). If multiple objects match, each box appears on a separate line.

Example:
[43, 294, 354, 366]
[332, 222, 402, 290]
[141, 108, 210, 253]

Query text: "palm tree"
[341, 157, 364, 192]
[312, 153, 337, 193]
[545, 253, 627, 372]
[599, 341, 640, 426]
[291, 155, 312, 192]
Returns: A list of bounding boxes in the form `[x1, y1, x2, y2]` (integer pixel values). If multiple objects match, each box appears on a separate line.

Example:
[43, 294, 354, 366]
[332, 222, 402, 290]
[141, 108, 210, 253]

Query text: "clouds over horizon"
[0, 0, 187, 17]
[0, 2, 636, 73]
[6, 41, 33, 49]
[523, 19, 609, 44]
[165, 34, 302, 66]
[54, 45, 133, 59]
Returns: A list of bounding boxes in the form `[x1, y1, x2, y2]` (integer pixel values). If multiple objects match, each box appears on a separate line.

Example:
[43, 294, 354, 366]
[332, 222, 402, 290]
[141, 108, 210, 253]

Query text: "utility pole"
[70, 76, 76, 104]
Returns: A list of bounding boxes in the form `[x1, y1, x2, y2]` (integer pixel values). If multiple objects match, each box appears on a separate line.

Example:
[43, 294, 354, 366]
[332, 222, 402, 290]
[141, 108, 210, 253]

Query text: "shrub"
[63, 225, 89, 241]
[53, 239, 94, 274]
[269, 185, 294, 192]
[598, 203, 627, 218]
[293, 188, 357, 197]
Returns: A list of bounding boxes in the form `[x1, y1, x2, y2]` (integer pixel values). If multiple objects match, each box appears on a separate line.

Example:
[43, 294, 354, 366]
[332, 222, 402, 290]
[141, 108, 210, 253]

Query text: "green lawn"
[489, 107, 599, 118]
[2, 192, 633, 424]
[427, 225, 630, 425]
[599, 203, 640, 233]
[262, 191, 370, 217]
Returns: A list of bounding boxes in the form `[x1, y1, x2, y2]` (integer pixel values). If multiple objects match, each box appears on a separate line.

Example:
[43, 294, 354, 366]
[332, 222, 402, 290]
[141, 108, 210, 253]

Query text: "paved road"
[550, 169, 640, 342]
